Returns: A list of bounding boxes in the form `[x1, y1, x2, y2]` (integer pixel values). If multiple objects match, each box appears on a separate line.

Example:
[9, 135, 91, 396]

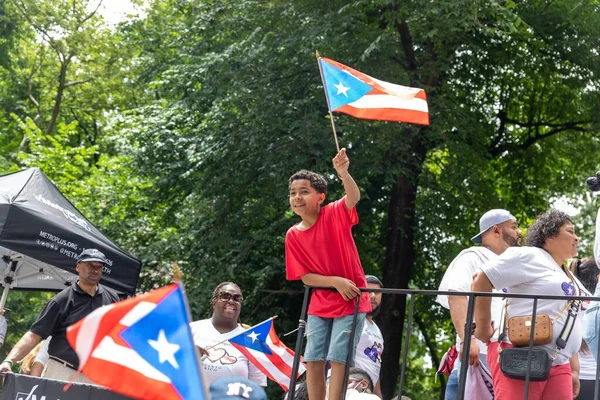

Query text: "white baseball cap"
[471, 209, 516, 244]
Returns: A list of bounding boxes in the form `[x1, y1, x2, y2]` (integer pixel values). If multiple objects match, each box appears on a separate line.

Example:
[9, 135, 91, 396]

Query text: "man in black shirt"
[0, 248, 120, 383]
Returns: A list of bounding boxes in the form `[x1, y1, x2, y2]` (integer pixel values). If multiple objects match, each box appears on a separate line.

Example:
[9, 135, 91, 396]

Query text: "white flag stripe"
[266, 335, 303, 372]
[247, 349, 291, 386]
[74, 304, 115, 368]
[267, 336, 306, 375]
[371, 76, 424, 98]
[119, 301, 156, 327]
[340, 69, 424, 99]
[349, 95, 429, 112]
[92, 336, 171, 383]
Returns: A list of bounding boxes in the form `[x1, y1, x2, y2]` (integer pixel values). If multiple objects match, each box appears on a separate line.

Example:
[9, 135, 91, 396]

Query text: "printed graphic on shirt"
[206, 347, 238, 365]
[363, 342, 383, 363]
[561, 281, 575, 296]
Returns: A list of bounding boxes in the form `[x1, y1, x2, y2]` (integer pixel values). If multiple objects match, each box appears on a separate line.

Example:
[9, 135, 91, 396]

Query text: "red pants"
[487, 341, 573, 400]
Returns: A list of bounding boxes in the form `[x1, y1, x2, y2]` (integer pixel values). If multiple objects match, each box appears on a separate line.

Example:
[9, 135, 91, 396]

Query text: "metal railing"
[287, 286, 600, 400]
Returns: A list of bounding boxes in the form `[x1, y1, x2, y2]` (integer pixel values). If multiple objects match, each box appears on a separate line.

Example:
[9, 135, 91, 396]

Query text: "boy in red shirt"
[286, 148, 371, 400]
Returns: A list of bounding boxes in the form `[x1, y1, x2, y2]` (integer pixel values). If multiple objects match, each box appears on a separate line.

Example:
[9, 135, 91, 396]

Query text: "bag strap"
[551, 266, 583, 357]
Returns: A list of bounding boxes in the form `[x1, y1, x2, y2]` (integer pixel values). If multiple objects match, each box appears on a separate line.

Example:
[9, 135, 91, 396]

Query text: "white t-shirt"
[579, 350, 597, 381]
[354, 319, 383, 386]
[189, 319, 267, 387]
[437, 247, 503, 356]
[480, 246, 584, 365]
[35, 336, 51, 366]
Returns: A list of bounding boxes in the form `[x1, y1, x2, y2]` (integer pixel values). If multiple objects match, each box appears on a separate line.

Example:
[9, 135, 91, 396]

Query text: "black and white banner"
[0, 373, 134, 400]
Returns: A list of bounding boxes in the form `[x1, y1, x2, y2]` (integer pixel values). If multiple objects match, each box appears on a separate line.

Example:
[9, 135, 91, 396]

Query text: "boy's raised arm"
[333, 148, 360, 210]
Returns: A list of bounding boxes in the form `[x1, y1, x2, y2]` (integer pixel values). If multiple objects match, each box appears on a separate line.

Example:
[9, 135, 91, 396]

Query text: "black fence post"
[287, 286, 311, 400]
[340, 295, 361, 400]
[456, 293, 476, 399]
[397, 293, 415, 397]
[523, 297, 539, 399]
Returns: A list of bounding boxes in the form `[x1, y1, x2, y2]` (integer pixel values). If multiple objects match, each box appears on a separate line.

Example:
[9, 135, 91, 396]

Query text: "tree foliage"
[0, 0, 599, 398]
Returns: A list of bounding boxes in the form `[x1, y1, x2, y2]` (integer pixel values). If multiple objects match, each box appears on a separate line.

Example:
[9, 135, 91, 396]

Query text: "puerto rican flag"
[318, 57, 430, 125]
[66, 284, 206, 400]
[228, 318, 306, 391]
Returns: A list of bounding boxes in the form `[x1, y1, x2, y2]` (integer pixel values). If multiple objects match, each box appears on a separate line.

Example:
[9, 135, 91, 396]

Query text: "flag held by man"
[67, 283, 206, 400]
[318, 56, 430, 125]
[227, 318, 306, 391]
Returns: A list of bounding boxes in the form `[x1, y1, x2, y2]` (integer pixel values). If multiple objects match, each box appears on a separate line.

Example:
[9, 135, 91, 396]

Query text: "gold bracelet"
[338, 172, 350, 180]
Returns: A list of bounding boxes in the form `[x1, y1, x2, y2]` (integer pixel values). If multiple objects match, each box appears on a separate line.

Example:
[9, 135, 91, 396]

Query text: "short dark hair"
[524, 209, 572, 248]
[289, 170, 327, 194]
[349, 367, 373, 392]
[570, 257, 599, 293]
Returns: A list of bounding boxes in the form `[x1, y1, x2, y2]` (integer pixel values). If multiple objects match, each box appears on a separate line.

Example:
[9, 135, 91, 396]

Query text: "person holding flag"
[65, 281, 207, 400]
[286, 149, 371, 400]
[189, 282, 267, 387]
[0, 248, 120, 383]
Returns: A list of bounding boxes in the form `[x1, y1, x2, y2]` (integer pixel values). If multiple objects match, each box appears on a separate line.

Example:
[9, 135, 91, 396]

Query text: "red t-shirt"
[285, 198, 371, 317]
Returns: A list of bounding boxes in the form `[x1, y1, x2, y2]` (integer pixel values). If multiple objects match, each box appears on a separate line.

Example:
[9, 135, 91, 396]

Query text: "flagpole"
[203, 316, 277, 351]
[315, 50, 340, 152]
[174, 262, 211, 400]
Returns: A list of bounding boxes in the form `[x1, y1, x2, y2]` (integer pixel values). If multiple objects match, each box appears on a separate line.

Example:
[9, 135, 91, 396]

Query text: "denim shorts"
[304, 313, 366, 365]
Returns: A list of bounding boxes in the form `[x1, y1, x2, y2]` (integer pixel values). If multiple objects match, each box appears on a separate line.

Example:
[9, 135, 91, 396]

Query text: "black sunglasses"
[218, 292, 244, 303]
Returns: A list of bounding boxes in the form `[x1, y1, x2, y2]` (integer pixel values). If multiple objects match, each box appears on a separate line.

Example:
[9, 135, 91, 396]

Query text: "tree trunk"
[45, 56, 70, 135]
[379, 156, 424, 399]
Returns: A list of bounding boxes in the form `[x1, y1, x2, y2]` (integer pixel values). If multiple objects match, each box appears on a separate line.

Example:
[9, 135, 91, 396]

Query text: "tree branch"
[64, 77, 94, 88]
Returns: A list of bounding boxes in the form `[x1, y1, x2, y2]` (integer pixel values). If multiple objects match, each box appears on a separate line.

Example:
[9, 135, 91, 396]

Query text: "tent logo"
[34, 195, 91, 232]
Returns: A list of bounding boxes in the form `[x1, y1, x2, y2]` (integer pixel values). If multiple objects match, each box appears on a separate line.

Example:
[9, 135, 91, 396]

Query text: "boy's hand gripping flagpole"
[316, 50, 341, 152]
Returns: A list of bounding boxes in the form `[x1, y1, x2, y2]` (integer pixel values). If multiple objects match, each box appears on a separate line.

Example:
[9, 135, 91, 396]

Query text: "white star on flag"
[148, 329, 181, 369]
[334, 81, 350, 97]
[247, 330, 260, 343]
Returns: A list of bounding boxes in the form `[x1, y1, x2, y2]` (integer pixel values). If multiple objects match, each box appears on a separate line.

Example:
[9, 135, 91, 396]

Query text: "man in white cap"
[437, 209, 521, 400]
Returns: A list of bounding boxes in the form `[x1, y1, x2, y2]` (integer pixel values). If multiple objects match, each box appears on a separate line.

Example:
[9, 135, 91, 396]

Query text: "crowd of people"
[438, 204, 600, 400]
[1, 147, 599, 400]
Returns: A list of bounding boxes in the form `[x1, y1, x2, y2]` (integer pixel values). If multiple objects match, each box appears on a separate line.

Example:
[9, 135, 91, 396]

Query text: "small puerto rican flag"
[227, 318, 306, 391]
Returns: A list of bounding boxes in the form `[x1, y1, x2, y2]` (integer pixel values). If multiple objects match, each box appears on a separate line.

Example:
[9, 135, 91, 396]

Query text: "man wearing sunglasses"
[0, 248, 120, 382]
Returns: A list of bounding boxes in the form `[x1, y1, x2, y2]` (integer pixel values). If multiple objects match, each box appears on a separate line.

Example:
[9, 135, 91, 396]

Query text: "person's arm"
[301, 273, 361, 301]
[333, 148, 360, 210]
[29, 361, 45, 377]
[472, 272, 495, 343]
[373, 379, 382, 398]
[0, 331, 41, 373]
[448, 293, 480, 366]
[570, 353, 580, 398]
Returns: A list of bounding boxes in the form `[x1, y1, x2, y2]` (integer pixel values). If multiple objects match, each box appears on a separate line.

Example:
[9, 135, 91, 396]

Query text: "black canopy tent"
[0, 168, 141, 309]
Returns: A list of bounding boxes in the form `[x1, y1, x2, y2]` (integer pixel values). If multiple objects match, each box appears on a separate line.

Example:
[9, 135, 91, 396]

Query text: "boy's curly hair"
[524, 209, 572, 248]
[289, 170, 327, 194]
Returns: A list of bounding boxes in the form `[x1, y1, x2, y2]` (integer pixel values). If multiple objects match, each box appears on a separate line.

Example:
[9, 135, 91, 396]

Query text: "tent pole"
[0, 259, 17, 312]
[0, 285, 10, 312]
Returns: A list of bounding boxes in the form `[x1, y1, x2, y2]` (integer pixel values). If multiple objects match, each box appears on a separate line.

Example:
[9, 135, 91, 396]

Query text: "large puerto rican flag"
[66, 284, 206, 400]
[318, 56, 430, 125]
[227, 318, 306, 391]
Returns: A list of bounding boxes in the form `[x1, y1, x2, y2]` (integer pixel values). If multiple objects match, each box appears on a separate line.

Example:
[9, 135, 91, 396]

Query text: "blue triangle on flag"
[320, 59, 373, 111]
[228, 319, 273, 355]
[120, 286, 205, 399]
